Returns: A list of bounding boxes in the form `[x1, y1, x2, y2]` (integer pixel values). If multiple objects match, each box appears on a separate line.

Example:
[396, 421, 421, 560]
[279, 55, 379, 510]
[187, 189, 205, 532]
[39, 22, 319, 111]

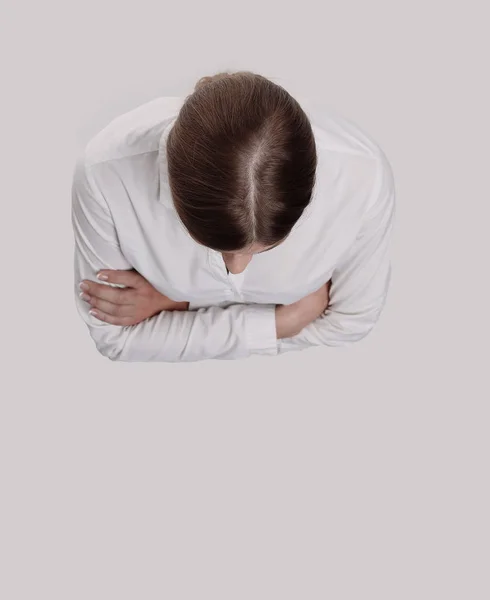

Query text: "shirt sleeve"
[277, 149, 396, 354]
[71, 155, 278, 362]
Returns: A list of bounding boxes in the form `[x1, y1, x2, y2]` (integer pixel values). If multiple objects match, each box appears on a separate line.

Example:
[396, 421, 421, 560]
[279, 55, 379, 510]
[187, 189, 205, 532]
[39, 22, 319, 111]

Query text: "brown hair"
[166, 70, 317, 252]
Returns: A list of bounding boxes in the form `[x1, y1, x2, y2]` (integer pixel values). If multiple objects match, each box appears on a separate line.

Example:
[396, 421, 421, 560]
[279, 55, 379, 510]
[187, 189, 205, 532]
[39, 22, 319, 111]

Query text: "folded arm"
[71, 156, 278, 362]
[277, 149, 396, 354]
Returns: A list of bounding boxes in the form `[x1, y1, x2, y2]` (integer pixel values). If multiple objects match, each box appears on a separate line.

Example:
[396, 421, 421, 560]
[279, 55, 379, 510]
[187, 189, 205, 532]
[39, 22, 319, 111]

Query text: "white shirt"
[71, 96, 395, 362]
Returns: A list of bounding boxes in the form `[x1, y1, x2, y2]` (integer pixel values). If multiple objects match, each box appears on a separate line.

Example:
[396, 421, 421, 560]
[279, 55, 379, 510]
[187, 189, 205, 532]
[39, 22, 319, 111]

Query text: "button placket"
[207, 248, 247, 299]
[207, 248, 234, 293]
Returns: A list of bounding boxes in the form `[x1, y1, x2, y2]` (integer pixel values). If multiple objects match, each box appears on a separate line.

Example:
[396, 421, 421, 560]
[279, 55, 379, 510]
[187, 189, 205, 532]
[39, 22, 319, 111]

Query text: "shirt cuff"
[245, 304, 278, 356]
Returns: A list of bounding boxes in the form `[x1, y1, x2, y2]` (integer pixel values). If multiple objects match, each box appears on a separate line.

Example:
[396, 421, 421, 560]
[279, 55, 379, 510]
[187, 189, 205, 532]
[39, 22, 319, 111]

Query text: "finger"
[88, 309, 135, 326]
[80, 281, 136, 305]
[96, 269, 144, 288]
[86, 295, 135, 317]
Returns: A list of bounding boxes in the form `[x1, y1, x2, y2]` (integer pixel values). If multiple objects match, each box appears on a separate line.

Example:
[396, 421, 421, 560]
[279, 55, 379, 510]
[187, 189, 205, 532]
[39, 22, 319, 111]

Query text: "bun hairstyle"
[166, 70, 317, 252]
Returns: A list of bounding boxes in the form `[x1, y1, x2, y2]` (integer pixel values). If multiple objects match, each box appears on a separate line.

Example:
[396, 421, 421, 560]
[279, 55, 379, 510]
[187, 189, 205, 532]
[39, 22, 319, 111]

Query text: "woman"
[72, 70, 395, 362]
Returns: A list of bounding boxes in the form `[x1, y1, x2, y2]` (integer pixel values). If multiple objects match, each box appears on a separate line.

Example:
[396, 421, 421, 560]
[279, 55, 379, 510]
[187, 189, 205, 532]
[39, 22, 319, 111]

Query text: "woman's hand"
[275, 281, 331, 338]
[79, 269, 189, 326]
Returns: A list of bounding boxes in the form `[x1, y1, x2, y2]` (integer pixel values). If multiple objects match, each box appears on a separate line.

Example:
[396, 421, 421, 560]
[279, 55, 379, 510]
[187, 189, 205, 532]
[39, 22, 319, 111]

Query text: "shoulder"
[296, 96, 385, 159]
[298, 97, 395, 211]
[83, 96, 185, 168]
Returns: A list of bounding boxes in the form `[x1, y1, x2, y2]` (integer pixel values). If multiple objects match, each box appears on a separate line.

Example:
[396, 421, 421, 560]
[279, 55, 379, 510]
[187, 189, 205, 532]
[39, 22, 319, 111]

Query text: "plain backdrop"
[1, 1, 489, 599]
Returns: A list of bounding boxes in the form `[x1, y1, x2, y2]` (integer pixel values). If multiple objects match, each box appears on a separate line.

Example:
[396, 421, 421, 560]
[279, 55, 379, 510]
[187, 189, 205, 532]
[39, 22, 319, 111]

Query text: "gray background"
[1, 0, 489, 598]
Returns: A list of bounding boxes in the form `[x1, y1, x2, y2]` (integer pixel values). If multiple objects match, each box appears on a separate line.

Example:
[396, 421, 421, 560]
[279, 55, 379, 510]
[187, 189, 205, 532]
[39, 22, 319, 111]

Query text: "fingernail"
[79, 292, 90, 301]
[97, 273, 108, 281]
[89, 309, 98, 316]
[79, 282, 89, 291]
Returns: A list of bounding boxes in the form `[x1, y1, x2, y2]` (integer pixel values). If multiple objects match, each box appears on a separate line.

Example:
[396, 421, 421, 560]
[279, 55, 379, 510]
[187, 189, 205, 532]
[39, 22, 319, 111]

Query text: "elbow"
[331, 324, 376, 346]
[88, 325, 131, 362]
[321, 311, 381, 346]
[75, 299, 133, 361]
[95, 340, 124, 361]
[347, 321, 377, 344]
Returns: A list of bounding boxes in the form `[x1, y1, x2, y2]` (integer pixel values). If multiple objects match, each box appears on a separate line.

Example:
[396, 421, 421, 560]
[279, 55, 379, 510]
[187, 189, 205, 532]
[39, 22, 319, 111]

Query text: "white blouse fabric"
[71, 96, 395, 362]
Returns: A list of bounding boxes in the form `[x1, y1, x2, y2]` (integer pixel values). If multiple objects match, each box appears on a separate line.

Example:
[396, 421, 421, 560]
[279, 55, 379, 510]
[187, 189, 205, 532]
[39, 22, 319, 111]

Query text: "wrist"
[175, 301, 190, 311]
[158, 293, 189, 312]
[165, 300, 189, 311]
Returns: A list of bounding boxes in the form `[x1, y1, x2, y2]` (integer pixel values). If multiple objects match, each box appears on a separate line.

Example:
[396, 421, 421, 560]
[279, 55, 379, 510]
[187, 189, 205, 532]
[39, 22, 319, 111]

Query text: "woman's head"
[166, 70, 317, 273]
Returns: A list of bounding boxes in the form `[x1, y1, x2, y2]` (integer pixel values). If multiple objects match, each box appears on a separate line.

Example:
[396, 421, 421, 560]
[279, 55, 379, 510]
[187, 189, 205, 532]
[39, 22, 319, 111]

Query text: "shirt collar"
[158, 116, 178, 208]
